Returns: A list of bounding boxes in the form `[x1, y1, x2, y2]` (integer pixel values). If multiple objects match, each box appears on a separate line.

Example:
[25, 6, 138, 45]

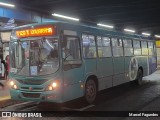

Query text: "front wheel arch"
[84, 76, 98, 104]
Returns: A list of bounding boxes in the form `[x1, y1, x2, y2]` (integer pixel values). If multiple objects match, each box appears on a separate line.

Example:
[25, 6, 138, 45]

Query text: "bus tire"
[136, 69, 143, 85]
[84, 79, 97, 104]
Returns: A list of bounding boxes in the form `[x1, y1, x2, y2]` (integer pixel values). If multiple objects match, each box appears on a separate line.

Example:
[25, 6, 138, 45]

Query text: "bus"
[9, 22, 157, 104]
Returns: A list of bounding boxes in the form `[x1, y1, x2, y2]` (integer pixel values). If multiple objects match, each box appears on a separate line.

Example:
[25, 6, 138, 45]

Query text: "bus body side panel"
[152, 55, 157, 73]
[148, 55, 157, 74]
[84, 59, 97, 78]
[112, 57, 126, 86]
[62, 67, 84, 102]
[97, 57, 113, 90]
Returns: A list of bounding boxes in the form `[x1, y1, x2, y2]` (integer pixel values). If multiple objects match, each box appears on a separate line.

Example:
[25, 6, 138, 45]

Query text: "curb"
[0, 96, 10, 101]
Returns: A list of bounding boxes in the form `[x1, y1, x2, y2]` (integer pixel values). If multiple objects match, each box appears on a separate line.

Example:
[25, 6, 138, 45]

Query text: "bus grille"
[21, 87, 43, 91]
[22, 93, 41, 98]
[17, 79, 48, 85]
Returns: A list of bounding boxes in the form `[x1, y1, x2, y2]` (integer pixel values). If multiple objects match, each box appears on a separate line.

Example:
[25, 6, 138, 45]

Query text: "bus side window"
[112, 38, 123, 57]
[133, 40, 141, 55]
[141, 41, 148, 55]
[63, 36, 81, 61]
[97, 36, 111, 57]
[148, 42, 153, 55]
[82, 34, 96, 58]
[97, 36, 103, 57]
[123, 39, 133, 56]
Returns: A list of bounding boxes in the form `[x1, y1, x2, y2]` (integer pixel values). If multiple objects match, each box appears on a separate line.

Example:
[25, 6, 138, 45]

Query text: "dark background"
[11, 0, 160, 36]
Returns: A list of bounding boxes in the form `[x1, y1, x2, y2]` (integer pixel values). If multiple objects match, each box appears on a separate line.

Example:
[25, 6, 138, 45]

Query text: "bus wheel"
[85, 79, 97, 104]
[136, 69, 143, 85]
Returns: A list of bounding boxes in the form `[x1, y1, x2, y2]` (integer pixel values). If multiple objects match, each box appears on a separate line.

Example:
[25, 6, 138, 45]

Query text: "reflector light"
[16, 26, 55, 38]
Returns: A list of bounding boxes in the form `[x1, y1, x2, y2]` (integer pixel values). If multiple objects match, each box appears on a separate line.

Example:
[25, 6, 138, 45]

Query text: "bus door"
[62, 35, 84, 101]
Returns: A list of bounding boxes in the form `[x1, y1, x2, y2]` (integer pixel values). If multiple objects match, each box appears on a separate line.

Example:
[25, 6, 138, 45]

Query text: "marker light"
[0, 2, 15, 7]
[97, 23, 114, 29]
[155, 35, 160, 38]
[52, 13, 79, 21]
[142, 32, 150, 36]
[124, 29, 135, 33]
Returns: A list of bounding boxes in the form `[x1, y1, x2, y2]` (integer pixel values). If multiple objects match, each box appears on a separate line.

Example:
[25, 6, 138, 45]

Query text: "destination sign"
[16, 26, 55, 38]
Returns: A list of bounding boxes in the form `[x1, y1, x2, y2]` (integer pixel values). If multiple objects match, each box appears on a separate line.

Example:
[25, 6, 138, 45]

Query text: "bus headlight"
[13, 84, 18, 89]
[46, 80, 60, 91]
[10, 81, 15, 86]
[52, 82, 58, 88]
[9, 80, 19, 90]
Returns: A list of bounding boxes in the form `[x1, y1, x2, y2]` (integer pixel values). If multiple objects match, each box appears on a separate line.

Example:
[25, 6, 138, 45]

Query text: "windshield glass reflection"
[10, 37, 59, 76]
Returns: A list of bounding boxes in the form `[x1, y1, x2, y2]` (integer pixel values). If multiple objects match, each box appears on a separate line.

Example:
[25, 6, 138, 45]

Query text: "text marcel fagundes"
[129, 112, 158, 117]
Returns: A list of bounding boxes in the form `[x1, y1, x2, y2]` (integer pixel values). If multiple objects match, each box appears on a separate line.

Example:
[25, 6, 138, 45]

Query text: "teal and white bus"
[9, 22, 157, 103]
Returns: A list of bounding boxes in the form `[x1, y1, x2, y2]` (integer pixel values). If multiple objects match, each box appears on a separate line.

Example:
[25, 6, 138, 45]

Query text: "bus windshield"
[10, 37, 59, 76]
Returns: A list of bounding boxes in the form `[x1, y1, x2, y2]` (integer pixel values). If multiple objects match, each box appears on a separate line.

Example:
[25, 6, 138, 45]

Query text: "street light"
[124, 28, 135, 33]
[142, 32, 150, 36]
[0, 2, 15, 7]
[97, 23, 114, 29]
[155, 35, 160, 38]
[52, 13, 79, 21]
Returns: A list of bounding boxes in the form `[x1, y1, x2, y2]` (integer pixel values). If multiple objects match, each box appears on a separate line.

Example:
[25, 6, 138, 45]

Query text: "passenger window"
[112, 38, 118, 46]
[133, 40, 141, 55]
[141, 41, 148, 55]
[97, 36, 111, 57]
[148, 42, 153, 55]
[82, 34, 96, 58]
[112, 38, 123, 57]
[62, 36, 81, 61]
[123, 39, 132, 47]
[133, 40, 141, 48]
[123, 39, 133, 56]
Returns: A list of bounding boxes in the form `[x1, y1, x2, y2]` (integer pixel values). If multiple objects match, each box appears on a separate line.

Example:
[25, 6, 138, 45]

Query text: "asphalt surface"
[0, 80, 10, 99]
[1, 72, 160, 120]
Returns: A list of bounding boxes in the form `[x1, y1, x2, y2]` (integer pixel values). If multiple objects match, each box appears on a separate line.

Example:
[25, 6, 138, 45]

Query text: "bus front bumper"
[10, 89, 63, 103]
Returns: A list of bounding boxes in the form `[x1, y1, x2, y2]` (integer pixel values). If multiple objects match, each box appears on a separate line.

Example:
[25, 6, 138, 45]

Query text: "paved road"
[0, 80, 10, 101]
[1, 72, 160, 120]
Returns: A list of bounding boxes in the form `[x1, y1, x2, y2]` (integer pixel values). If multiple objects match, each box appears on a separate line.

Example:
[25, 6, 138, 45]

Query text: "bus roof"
[12, 21, 154, 41]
